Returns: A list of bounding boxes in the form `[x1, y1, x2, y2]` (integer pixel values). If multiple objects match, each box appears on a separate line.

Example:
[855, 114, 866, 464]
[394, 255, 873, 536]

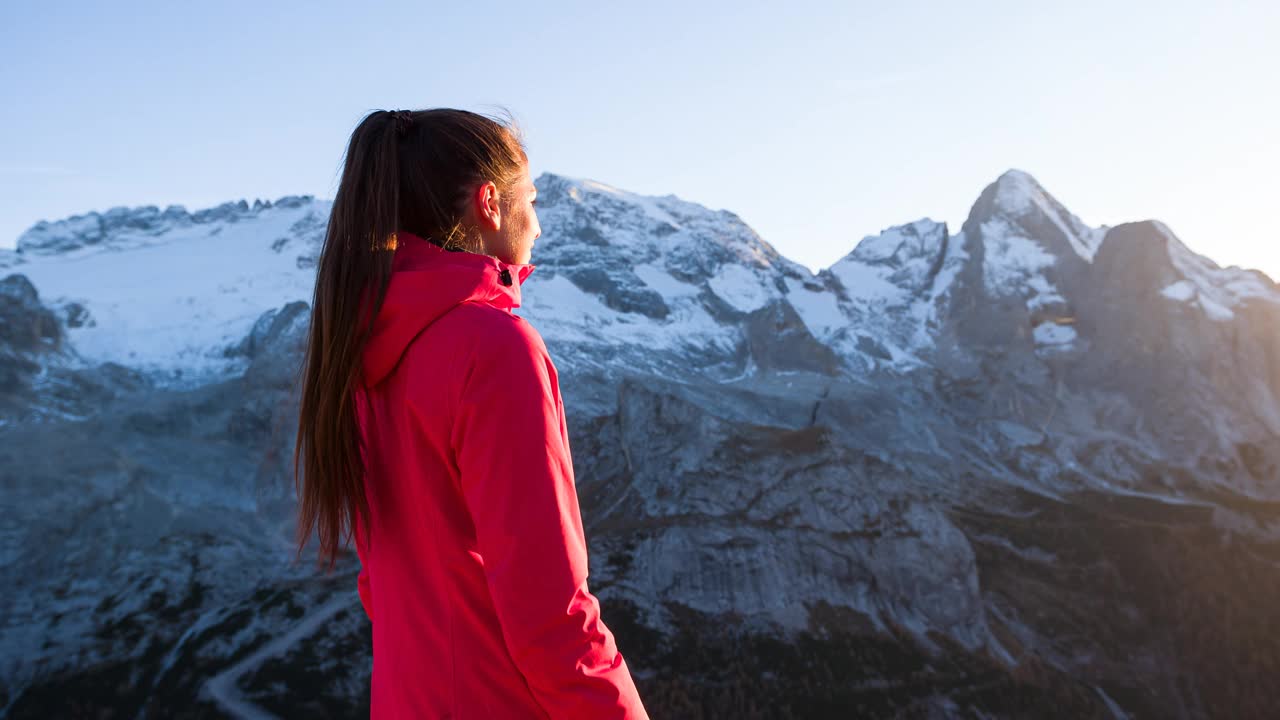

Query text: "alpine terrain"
[2, 169, 1278, 718]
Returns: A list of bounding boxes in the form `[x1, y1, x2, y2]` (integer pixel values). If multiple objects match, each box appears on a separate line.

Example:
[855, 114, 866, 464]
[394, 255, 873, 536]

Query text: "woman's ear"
[473, 181, 502, 232]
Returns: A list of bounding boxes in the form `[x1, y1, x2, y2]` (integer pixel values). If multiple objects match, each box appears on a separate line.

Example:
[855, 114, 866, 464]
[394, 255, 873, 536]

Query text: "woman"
[293, 107, 650, 719]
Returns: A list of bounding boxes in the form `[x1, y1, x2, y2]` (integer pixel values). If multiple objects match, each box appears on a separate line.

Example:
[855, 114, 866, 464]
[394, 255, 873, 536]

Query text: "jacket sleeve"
[451, 316, 649, 720]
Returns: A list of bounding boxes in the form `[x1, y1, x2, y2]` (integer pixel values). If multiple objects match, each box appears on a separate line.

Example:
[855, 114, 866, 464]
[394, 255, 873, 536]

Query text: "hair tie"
[391, 110, 414, 137]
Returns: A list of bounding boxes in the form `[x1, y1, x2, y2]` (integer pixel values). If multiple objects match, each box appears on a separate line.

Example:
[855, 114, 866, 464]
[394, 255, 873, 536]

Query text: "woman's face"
[472, 161, 540, 266]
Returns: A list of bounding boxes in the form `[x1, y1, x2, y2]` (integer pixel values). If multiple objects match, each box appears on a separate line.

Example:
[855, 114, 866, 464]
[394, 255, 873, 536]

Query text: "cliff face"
[3, 172, 1279, 718]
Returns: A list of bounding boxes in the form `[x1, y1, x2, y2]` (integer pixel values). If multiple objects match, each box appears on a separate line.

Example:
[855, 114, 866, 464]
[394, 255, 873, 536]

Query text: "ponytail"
[293, 107, 528, 570]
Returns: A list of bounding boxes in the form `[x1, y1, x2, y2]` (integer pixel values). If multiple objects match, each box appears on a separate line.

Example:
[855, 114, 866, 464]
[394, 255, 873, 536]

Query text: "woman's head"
[294, 106, 533, 569]
[468, 153, 540, 266]
[341, 106, 535, 258]
[392, 108, 539, 262]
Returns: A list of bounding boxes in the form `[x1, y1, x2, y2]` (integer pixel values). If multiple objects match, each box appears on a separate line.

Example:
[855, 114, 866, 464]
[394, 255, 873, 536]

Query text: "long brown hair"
[294, 107, 529, 570]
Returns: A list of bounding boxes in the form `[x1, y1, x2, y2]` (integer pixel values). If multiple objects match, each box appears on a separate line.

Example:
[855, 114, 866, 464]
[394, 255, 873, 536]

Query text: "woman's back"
[351, 233, 648, 719]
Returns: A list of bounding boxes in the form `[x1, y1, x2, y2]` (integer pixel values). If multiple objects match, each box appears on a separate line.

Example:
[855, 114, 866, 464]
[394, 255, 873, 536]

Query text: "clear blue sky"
[2, 1, 1276, 277]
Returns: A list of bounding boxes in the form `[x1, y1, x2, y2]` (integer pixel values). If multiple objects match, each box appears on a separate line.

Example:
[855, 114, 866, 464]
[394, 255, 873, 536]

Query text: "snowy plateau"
[2, 169, 1280, 718]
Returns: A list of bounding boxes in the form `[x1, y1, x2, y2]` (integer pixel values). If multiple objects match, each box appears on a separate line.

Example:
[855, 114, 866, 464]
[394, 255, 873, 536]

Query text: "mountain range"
[2, 169, 1278, 718]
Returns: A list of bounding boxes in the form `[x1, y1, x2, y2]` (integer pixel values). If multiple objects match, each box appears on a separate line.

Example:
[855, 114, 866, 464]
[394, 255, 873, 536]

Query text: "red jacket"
[350, 231, 649, 719]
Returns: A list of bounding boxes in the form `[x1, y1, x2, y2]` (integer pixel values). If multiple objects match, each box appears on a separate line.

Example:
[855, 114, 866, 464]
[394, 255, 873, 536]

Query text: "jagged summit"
[531, 171, 806, 278]
[844, 218, 948, 267]
[14, 194, 322, 257]
[831, 169, 1096, 281]
[1151, 220, 1278, 318]
[536, 171, 743, 224]
[965, 168, 1106, 264]
[535, 172, 691, 235]
[989, 168, 1046, 213]
[7, 167, 1276, 385]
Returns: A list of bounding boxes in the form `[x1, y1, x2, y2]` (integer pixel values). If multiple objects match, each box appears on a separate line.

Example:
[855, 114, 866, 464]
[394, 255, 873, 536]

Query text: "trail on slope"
[202, 593, 356, 720]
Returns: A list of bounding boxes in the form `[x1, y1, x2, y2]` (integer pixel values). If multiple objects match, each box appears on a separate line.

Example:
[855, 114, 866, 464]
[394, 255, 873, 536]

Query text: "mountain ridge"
[4, 168, 1280, 717]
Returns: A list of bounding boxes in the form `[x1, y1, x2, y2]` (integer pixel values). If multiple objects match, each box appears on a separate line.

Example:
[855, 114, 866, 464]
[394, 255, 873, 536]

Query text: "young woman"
[294, 107, 650, 719]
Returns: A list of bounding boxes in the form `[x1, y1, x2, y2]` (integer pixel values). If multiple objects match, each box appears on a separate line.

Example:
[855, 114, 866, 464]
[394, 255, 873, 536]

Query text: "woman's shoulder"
[399, 301, 554, 399]
[428, 301, 551, 364]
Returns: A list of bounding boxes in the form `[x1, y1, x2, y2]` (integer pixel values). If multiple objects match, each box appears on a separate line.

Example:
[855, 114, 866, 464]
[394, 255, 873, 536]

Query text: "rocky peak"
[1154, 221, 1278, 321]
[832, 218, 951, 299]
[15, 194, 319, 257]
[523, 173, 815, 358]
[964, 168, 1105, 265]
[532, 171, 807, 280]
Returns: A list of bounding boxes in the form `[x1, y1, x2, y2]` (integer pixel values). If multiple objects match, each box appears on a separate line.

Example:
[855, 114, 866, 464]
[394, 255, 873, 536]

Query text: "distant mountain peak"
[845, 218, 948, 267]
[534, 172, 688, 231]
[1153, 220, 1280, 320]
[968, 168, 1105, 264]
[531, 171, 806, 281]
[14, 194, 322, 257]
[990, 168, 1049, 214]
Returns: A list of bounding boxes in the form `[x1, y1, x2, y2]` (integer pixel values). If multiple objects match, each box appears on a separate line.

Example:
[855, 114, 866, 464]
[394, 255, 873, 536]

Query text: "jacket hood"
[360, 231, 536, 388]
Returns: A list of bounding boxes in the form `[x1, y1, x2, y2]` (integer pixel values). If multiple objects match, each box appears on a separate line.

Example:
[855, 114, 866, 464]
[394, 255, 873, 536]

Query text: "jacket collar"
[359, 231, 537, 388]
[390, 231, 537, 290]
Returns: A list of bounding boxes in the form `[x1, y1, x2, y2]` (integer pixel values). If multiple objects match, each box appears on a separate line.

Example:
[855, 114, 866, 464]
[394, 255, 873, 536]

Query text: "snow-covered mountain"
[1, 196, 327, 384]
[3, 170, 1280, 718]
